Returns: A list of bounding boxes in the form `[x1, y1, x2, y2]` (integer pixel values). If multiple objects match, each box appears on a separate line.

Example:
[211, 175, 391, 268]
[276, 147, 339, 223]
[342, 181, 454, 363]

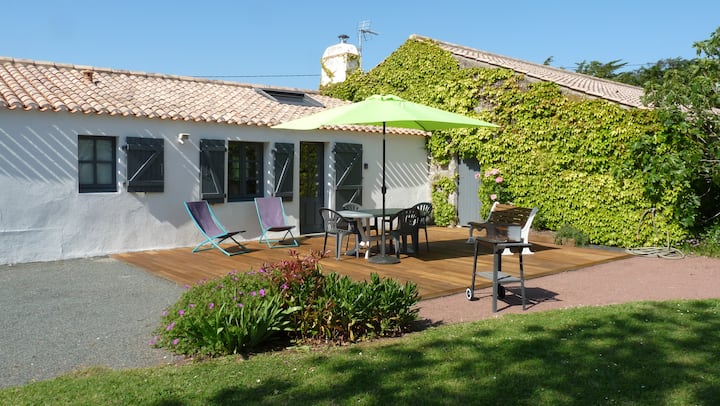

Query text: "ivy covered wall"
[322, 39, 692, 247]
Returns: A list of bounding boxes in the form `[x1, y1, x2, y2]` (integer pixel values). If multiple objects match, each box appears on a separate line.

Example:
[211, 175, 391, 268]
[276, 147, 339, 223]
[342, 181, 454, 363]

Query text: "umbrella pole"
[369, 122, 400, 264]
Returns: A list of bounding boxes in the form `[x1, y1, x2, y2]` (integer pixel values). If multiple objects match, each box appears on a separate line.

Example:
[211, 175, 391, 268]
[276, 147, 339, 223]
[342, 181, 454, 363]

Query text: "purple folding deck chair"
[184, 201, 249, 256]
[254, 197, 299, 248]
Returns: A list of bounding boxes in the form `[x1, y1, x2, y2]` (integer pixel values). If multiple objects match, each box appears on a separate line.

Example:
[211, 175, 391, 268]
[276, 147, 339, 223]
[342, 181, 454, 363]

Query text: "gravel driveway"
[0, 257, 184, 389]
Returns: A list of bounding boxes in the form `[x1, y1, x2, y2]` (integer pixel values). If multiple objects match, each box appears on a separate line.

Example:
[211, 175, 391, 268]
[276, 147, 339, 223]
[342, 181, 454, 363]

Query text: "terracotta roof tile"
[0, 56, 423, 136]
[412, 35, 646, 109]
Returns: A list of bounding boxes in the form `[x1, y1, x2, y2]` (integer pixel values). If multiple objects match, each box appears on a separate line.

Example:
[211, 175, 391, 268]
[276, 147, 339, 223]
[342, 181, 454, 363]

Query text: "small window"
[256, 88, 324, 107]
[78, 135, 117, 193]
[228, 141, 264, 202]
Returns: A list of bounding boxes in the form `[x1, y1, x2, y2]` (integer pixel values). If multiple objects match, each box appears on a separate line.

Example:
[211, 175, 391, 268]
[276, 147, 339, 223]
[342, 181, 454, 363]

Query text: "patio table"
[467, 236, 532, 312]
[359, 208, 404, 254]
[337, 210, 376, 259]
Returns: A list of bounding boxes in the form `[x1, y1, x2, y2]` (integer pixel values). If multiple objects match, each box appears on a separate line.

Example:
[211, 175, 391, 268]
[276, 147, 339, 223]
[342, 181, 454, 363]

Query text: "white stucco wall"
[0, 110, 429, 265]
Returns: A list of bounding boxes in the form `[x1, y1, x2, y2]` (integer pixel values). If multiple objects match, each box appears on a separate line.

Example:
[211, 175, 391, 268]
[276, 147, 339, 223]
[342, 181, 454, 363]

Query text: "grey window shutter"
[200, 139, 226, 203]
[333, 142, 362, 210]
[126, 137, 164, 192]
[273, 143, 294, 201]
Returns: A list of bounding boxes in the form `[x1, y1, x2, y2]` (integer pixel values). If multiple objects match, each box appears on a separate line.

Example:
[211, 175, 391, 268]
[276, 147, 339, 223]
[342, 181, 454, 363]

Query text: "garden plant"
[152, 250, 420, 356]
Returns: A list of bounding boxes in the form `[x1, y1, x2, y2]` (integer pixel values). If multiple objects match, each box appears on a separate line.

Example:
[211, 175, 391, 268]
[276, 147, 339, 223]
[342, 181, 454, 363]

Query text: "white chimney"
[320, 34, 360, 87]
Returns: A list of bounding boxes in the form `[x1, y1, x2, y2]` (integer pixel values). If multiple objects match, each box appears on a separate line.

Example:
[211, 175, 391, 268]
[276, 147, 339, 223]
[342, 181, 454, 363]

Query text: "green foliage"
[679, 219, 720, 257]
[297, 272, 419, 343]
[476, 167, 508, 218]
[431, 175, 457, 226]
[575, 59, 628, 79]
[323, 37, 702, 247]
[614, 57, 696, 87]
[153, 251, 420, 356]
[153, 267, 298, 356]
[554, 224, 590, 246]
[642, 26, 720, 228]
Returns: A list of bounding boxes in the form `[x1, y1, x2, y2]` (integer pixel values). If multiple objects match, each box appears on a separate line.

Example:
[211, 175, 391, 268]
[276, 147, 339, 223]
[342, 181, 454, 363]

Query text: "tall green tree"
[641, 27, 720, 226]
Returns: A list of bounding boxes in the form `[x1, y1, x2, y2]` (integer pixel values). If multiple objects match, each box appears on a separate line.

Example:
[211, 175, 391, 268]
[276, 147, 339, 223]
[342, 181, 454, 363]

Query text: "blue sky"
[3, 1, 719, 90]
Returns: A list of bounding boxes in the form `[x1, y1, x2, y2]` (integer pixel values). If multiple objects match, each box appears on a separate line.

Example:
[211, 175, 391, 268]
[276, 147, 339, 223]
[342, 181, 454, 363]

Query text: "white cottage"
[0, 57, 430, 265]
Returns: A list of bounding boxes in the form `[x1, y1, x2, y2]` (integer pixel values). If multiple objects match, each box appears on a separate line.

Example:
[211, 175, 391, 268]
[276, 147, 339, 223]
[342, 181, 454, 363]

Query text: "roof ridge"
[408, 34, 645, 108]
[409, 35, 643, 91]
[0, 55, 422, 136]
[0, 55, 320, 94]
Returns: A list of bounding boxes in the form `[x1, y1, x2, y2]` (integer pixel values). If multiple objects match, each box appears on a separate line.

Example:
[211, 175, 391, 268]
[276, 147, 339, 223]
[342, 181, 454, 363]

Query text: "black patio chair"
[412, 202, 433, 251]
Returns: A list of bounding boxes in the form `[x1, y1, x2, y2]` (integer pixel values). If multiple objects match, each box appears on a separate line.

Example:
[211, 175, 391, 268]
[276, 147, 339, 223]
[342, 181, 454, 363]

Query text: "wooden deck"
[112, 227, 629, 300]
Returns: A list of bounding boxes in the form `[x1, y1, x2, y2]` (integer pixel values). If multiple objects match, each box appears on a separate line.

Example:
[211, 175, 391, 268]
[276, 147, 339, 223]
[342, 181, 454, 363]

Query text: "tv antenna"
[358, 20, 378, 70]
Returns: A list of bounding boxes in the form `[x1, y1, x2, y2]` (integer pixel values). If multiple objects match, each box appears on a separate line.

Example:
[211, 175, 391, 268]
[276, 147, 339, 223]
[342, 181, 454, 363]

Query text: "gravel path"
[2, 254, 719, 389]
[0, 257, 184, 388]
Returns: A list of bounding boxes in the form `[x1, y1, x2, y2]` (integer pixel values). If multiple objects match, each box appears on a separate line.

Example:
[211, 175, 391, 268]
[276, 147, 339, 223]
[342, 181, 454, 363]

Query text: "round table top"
[337, 210, 374, 219]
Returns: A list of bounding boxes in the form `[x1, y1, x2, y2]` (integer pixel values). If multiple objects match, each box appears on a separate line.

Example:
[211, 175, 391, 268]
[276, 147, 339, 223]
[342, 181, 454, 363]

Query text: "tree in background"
[616, 58, 697, 87]
[575, 59, 628, 79]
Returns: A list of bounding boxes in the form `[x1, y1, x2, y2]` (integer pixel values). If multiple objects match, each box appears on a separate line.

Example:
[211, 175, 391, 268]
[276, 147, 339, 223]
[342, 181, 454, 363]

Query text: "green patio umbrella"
[273, 94, 498, 264]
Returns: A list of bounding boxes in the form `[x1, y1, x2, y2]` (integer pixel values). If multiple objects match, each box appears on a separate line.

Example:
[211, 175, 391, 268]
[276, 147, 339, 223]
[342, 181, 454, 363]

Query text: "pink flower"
[250, 291, 257, 297]
[172, 338, 179, 346]
[208, 302, 215, 309]
[495, 176, 503, 184]
[474, 173, 481, 180]
[178, 309, 185, 316]
[490, 194, 498, 201]
[259, 289, 266, 297]
[166, 322, 175, 331]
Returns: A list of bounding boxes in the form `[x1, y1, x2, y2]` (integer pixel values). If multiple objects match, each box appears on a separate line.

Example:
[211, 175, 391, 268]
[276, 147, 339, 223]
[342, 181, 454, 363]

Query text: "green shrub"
[152, 268, 299, 356]
[679, 220, 720, 257]
[306, 272, 420, 342]
[554, 224, 590, 247]
[153, 250, 420, 356]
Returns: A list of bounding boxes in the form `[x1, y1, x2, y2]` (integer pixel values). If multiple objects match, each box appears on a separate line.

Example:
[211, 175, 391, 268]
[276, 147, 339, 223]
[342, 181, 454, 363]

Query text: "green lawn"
[3, 299, 719, 405]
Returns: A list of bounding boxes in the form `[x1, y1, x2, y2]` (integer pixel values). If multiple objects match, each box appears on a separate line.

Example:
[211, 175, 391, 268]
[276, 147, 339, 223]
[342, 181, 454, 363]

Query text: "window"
[78, 135, 117, 193]
[228, 141, 263, 201]
[255, 88, 324, 107]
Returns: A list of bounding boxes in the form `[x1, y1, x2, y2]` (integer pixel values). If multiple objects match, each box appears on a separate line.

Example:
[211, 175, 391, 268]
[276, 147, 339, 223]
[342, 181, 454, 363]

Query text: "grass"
[2, 299, 720, 405]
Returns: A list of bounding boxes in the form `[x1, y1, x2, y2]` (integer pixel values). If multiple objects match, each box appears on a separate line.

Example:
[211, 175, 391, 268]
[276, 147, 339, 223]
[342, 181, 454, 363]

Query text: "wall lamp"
[177, 133, 190, 144]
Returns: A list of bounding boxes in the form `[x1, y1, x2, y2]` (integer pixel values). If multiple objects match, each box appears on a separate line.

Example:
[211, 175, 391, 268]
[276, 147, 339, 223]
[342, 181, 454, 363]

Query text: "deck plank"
[112, 227, 629, 299]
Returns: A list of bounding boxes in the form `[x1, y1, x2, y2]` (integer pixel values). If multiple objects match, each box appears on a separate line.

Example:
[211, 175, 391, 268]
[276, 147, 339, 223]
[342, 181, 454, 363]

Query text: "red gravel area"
[417, 255, 720, 326]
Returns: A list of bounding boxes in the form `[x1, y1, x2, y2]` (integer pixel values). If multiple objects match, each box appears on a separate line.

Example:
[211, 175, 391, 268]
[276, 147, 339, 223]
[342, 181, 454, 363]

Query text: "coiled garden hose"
[625, 208, 685, 259]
